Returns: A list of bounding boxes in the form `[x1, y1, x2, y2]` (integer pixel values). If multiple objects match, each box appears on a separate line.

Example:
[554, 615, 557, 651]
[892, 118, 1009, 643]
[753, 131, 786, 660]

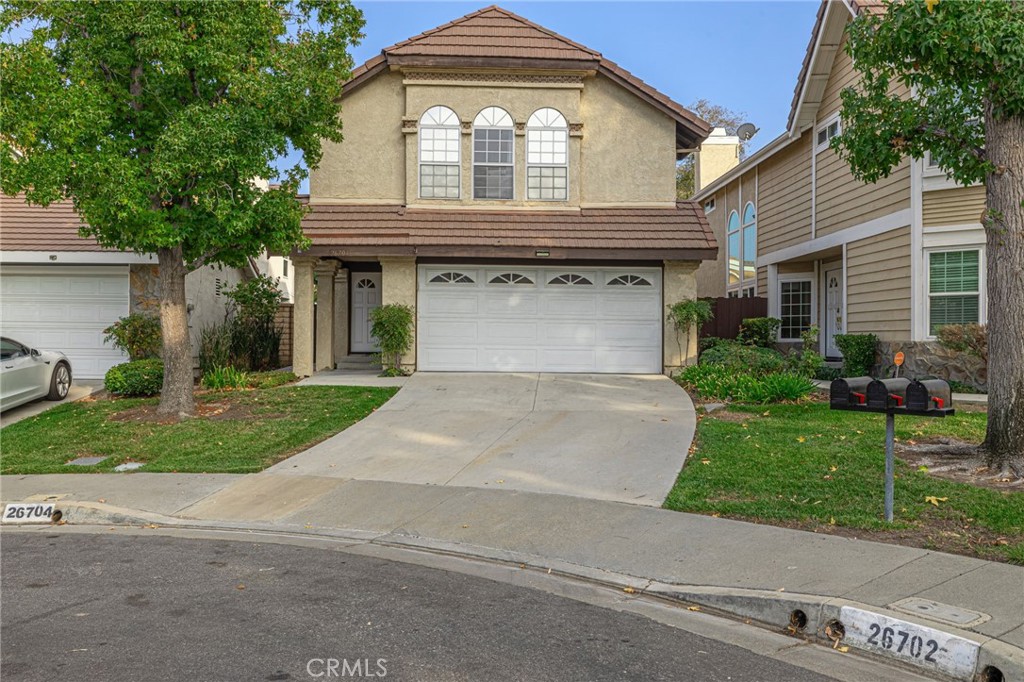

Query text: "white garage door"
[0, 266, 130, 379]
[417, 265, 662, 373]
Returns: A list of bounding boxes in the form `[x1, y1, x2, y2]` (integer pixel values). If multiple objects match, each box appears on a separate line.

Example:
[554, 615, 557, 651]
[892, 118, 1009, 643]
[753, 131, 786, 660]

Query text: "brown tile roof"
[0, 194, 106, 252]
[343, 5, 710, 149]
[300, 203, 717, 260]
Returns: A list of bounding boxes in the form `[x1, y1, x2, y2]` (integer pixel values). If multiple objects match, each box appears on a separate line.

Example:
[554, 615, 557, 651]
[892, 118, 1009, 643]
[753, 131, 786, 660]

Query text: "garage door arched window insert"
[548, 273, 593, 286]
[607, 274, 652, 287]
[429, 271, 475, 284]
[488, 273, 534, 285]
[356, 278, 377, 289]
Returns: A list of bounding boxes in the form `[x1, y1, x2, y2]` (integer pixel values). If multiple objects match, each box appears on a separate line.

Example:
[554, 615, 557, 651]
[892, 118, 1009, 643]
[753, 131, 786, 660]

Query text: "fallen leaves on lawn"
[925, 496, 949, 506]
[797, 436, 807, 443]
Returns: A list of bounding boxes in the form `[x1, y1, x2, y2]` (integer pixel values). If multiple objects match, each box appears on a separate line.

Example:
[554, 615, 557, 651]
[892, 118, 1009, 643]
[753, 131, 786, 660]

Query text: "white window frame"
[924, 246, 986, 339]
[726, 204, 757, 296]
[418, 105, 461, 200]
[526, 108, 569, 202]
[703, 196, 716, 214]
[472, 106, 515, 201]
[777, 274, 816, 342]
[726, 209, 741, 292]
[815, 114, 841, 154]
[740, 202, 757, 291]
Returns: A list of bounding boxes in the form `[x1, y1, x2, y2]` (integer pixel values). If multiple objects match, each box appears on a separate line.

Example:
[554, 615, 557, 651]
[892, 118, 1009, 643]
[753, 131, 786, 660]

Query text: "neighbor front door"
[823, 265, 843, 358]
[350, 273, 382, 353]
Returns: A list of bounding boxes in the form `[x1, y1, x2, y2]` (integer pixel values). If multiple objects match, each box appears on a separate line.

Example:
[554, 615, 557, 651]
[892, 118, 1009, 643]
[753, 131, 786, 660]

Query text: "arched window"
[419, 106, 460, 199]
[742, 202, 757, 286]
[473, 107, 514, 200]
[727, 210, 741, 286]
[526, 108, 568, 201]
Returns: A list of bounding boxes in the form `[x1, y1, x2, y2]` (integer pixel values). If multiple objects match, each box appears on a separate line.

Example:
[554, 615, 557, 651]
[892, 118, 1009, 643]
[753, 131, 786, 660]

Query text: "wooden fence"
[699, 297, 768, 340]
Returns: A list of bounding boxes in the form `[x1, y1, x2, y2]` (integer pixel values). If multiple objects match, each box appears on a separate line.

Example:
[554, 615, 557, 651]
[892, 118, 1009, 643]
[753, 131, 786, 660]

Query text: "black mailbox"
[830, 376, 873, 407]
[866, 378, 910, 410]
[906, 379, 953, 412]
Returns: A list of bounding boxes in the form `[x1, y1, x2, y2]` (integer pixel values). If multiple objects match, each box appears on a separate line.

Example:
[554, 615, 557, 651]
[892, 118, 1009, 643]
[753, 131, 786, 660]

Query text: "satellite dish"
[736, 123, 759, 141]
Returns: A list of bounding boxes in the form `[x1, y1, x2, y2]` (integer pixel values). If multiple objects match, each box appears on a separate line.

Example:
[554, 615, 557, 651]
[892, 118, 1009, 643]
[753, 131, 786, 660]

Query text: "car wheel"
[47, 362, 72, 401]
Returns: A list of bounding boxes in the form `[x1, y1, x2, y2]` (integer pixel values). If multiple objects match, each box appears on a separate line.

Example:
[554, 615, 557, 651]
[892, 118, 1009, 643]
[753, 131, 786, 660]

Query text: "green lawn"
[0, 385, 397, 474]
[664, 402, 1024, 563]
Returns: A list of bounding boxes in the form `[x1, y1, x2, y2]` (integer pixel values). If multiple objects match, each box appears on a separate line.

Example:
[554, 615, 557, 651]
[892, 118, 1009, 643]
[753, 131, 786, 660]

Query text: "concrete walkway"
[1, 472, 1020, 681]
[274, 372, 694, 506]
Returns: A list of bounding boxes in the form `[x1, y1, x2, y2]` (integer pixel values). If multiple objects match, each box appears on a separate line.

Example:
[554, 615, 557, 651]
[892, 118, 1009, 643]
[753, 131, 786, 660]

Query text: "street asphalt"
[1, 532, 844, 682]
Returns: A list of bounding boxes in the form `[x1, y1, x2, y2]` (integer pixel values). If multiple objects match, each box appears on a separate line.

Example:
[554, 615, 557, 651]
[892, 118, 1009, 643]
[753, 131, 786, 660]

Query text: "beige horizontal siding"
[845, 226, 911, 340]
[758, 133, 812, 255]
[778, 262, 814, 274]
[922, 185, 986, 227]
[757, 266, 767, 296]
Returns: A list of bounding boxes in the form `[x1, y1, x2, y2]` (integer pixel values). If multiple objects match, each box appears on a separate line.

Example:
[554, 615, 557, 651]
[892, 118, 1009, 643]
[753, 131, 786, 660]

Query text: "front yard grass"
[664, 402, 1024, 564]
[0, 385, 397, 475]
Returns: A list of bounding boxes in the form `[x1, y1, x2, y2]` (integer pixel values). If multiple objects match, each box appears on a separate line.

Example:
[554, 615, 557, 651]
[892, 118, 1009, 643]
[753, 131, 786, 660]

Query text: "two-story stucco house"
[692, 0, 987, 385]
[289, 5, 717, 377]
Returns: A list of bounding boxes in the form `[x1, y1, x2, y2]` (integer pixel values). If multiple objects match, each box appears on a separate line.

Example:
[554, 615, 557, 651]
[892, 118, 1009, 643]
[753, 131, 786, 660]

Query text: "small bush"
[371, 304, 415, 375]
[224, 274, 283, 324]
[699, 336, 728, 354]
[948, 380, 986, 395]
[103, 313, 161, 361]
[835, 333, 878, 377]
[814, 365, 843, 381]
[247, 371, 298, 389]
[231, 318, 281, 372]
[936, 323, 987, 363]
[736, 317, 781, 348]
[700, 341, 785, 376]
[677, 365, 813, 403]
[201, 366, 249, 390]
[785, 325, 825, 378]
[199, 323, 233, 375]
[667, 298, 715, 361]
[104, 359, 164, 397]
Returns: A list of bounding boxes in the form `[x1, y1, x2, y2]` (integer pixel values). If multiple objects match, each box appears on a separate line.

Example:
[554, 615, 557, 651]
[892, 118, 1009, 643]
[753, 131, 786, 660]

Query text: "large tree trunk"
[156, 245, 196, 418]
[982, 104, 1024, 474]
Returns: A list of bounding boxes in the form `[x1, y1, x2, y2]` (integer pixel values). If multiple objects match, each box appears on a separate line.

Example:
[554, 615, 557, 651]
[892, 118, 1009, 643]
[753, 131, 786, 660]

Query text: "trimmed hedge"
[700, 341, 786, 376]
[677, 364, 814, 403]
[835, 333, 878, 377]
[104, 359, 164, 397]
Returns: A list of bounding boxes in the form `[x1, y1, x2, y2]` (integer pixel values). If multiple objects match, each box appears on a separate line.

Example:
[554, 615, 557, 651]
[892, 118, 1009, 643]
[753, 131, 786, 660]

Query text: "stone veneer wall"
[876, 340, 987, 391]
[129, 264, 161, 313]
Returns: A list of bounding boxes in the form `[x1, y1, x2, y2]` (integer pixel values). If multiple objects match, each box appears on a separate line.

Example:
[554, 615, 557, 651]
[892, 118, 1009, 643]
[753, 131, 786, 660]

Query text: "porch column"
[315, 260, 338, 371]
[333, 268, 350, 362]
[292, 256, 316, 377]
[663, 260, 701, 375]
[379, 256, 417, 371]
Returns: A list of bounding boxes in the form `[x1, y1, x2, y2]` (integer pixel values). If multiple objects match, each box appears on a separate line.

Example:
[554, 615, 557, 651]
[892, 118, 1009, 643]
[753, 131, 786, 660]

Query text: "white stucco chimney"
[695, 127, 740, 192]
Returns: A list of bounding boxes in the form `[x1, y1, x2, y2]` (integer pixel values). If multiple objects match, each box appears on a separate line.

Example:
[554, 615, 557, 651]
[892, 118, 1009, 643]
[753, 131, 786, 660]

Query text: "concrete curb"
[10, 500, 1020, 682]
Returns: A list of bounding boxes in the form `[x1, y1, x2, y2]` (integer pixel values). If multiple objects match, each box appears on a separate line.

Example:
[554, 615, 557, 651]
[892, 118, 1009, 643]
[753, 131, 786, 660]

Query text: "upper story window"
[703, 197, 716, 214]
[742, 202, 757, 284]
[725, 203, 757, 294]
[726, 210, 741, 286]
[473, 107, 514, 200]
[419, 106, 461, 199]
[526, 108, 568, 201]
[815, 115, 841, 153]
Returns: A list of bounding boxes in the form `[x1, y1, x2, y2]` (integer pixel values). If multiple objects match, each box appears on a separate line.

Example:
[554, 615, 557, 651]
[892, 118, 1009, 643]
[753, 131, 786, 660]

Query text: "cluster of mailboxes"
[830, 377, 955, 416]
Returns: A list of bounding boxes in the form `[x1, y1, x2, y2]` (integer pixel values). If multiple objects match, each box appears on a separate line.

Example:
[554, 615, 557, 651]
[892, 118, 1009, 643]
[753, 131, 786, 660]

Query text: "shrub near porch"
[664, 403, 1024, 564]
[0, 384, 397, 475]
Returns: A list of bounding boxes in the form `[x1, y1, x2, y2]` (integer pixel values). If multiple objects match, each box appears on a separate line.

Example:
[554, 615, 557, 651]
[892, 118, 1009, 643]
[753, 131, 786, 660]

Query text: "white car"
[0, 337, 73, 412]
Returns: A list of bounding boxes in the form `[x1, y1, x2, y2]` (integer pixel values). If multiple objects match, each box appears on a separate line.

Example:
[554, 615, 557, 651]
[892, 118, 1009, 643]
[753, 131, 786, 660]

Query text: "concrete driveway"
[0, 381, 102, 428]
[271, 373, 695, 506]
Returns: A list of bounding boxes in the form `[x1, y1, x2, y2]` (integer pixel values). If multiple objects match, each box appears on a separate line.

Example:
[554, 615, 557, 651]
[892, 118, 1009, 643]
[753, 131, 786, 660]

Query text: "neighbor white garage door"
[0, 266, 129, 379]
[417, 265, 662, 373]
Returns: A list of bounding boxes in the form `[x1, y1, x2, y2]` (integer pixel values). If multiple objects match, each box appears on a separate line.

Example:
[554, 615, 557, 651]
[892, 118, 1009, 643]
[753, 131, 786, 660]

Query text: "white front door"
[350, 273, 382, 353]
[823, 265, 844, 358]
[417, 265, 662, 373]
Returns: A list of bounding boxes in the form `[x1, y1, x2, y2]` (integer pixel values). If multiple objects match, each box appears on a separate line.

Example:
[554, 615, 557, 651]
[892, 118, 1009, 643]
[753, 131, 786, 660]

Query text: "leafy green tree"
[677, 99, 749, 199]
[1, 1, 364, 418]
[835, 0, 1023, 474]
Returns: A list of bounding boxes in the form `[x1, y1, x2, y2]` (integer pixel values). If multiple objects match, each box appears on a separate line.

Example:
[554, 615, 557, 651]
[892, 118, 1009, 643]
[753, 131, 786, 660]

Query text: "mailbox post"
[829, 373, 955, 523]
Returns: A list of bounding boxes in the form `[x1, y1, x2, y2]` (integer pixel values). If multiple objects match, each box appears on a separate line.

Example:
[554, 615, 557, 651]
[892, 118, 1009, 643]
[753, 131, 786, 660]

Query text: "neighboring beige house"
[0, 195, 257, 378]
[291, 5, 717, 376]
[692, 0, 986, 385]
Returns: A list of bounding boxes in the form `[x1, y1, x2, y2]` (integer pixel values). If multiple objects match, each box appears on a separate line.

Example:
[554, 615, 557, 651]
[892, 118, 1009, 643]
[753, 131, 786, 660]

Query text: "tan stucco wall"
[380, 256, 417, 370]
[695, 198, 727, 297]
[404, 81, 582, 208]
[311, 71, 407, 202]
[846, 226, 912, 340]
[292, 257, 316, 377]
[923, 185, 986, 227]
[663, 260, 700, 373]
[580, 74, 677, 206]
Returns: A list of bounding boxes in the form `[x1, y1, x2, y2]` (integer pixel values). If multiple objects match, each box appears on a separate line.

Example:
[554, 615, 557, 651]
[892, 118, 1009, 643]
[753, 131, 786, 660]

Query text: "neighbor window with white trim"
[929, 250, 980, 335]
[727, 210, 741, 287]
[815, 116, 841, 153]
[473, 106, 514, 200]
[526, 108, 568, 201]
[741, 202, 757, 285]
[726, 204, 757, 295]
[779, 279, 813, 340]
[419, 106, 461, 199]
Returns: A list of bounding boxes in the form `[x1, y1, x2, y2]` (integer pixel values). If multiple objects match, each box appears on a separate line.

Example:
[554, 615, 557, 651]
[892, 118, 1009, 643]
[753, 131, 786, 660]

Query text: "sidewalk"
[1, 471, 1020, 681]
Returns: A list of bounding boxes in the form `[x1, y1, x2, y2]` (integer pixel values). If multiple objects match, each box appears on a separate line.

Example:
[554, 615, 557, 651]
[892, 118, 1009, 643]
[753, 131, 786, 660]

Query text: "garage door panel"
[1, 269, 129, 378]
[482, 321, 536, 343]
[418, 265, 661, 374]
